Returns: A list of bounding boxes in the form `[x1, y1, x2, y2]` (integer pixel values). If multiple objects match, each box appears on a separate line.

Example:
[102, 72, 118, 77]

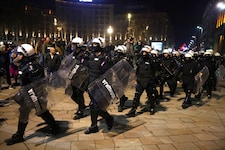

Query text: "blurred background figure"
[45, 46, 61, 85]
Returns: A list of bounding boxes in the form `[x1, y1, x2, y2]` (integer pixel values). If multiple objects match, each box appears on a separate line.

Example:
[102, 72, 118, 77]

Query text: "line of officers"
[66, 37, 224, 123]
[70, 38, 223, 110]
[5, 36, 224, 145]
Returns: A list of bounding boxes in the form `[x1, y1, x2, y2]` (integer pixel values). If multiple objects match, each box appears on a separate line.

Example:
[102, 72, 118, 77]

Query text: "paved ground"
[0, 82, 225, 150]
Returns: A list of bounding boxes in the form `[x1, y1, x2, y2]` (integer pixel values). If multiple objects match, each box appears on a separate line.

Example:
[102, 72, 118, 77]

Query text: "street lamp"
[128, 13, 131, 27]
[107, 26, 113, 44]
[197, 26, 203, 35]
[4, 29, 8, 41]
[217, 1, 225, 10]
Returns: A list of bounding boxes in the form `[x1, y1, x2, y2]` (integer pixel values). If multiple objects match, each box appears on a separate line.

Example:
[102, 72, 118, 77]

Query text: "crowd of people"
[1, 36, 225, 145]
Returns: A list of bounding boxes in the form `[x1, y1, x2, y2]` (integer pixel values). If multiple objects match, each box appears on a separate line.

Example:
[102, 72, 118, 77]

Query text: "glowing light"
[79, 0, 92, 2]
[217, 2, 225, 10]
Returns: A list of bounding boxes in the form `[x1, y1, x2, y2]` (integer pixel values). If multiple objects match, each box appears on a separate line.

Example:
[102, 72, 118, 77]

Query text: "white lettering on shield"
[28, 88, 38, 102]
[102, 79, 116, 99]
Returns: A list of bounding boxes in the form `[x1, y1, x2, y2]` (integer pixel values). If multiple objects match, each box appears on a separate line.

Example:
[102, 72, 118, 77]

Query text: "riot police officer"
[181, 52, 200, 109]
[69, 37, 89, 119]
[84, 37, 114, 134]
[5, 44, 60, 145]
[113, 45, 131, 112]
[150, 50, 161, 105]
[196, 50, 217, 99]
[159, 49, 177, 98]
[126, 46, 157, 117]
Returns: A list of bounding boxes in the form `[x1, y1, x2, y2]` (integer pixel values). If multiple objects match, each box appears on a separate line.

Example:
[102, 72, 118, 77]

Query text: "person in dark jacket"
[5, 44, 60, 145]
[180, 52, 200, 109]
[45, 46, 61, 84]
[0, 44, 12, 89]
[126, 46, 157, 117]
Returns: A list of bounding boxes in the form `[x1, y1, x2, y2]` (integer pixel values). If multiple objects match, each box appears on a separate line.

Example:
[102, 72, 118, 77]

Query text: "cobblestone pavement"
[0, 82, 225, 150]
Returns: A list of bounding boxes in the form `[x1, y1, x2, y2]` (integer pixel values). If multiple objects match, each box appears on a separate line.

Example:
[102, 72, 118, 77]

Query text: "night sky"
[91, 0, 211, 47]
[156, 0, 211, 47]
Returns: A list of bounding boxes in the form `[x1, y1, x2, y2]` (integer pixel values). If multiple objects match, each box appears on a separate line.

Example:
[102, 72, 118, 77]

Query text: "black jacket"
[45, 53, 61, 72]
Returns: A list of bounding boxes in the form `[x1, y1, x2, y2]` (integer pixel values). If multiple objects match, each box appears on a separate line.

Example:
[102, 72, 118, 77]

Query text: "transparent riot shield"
[88, 59, 135, 111]
[215, 65, 225, 82]
[54, 53, 75, 88]
[16, 78, 48, 115]
[54, 53, 89, 91]
[193, 66, 209, 94]
[70, 64, 89, 91]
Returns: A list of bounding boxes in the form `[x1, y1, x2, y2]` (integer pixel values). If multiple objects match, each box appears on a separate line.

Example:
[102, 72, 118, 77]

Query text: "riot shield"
[70, 64, 89, 91]
[54, 53, 75, 88]
[54, 53, 89, 91]
[88, 59, 135, 111]
[193, 66, 209, 94]
[16, 78, 48, 115]
[215, 65, 225, 81]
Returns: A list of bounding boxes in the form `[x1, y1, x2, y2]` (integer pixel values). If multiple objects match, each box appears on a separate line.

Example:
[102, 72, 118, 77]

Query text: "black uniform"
[113, 51, 132, 112]
[70, 48, 89, 119]
[6, 55, 60, 145]
[84, 49, 114, 134]
[213, 55, 223, 90]
[126, 52, 157, 117]
[197, 55, 217, 99]
[181, 57, 200, 108]
[159, 55, 178, 98]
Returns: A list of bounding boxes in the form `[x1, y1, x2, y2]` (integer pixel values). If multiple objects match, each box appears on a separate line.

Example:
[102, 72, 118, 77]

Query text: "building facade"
[55, 0, 114, 44]
[0, 0, 174, 48]
[201, 0, 225, 54]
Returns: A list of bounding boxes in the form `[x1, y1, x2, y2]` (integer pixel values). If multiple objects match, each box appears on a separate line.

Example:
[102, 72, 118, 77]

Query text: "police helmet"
[162, 49, 170, 54]
[204, 51, 212, 56]
[199, 50, 205, 55]
[92, 37, 105, 48]
[185, 53, 192, 58]
[140, 46, 151, 53]
[17, 44, 35, 57]
[151, 50, 158, 56]
[172, 51, 178, 56]
[206, 49, 214, 55]
[72, 37, 83, 47]
[143, 45, 152, 51]
[114, 45, 127, 54]
[214, 52, 221, 57]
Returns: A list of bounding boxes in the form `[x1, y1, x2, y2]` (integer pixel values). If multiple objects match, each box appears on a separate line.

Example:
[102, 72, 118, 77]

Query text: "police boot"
[150, 108, 155, 115]
[207, 89, 212, 99]
[39, 110, 61, 135]
[195, 92, 202, 100]
[84, 109, 99, 134]
[106, 115, 114, 130]
[126, 107, 136, 117]
[118, 95, 128, 112]
[149, 94, 156, 115]
[5, 122, 28, 145]
[182, 93, 191, 109]
[154, 88, 160, 105]
[98, 110, 114, 130]
[73, 109, 84, 120]
[126, 96, 140, 117]
[74, 94, 86, 119]
[159, 84, 164, 99]
[84, 125, 99, 134]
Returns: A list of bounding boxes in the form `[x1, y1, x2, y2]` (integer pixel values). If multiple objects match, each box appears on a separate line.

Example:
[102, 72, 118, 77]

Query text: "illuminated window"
[49, 10, 52, 15]
[25, 5, 28, 11]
